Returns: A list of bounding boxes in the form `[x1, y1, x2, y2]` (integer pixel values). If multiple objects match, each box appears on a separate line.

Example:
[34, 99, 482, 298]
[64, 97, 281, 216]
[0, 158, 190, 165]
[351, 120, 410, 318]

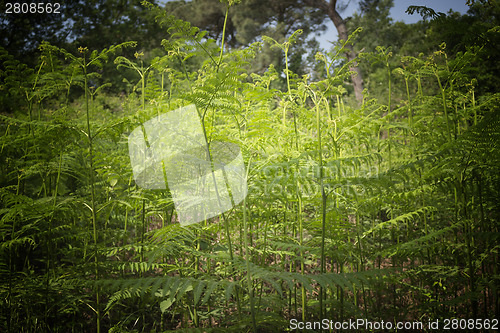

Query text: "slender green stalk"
[83, 50, 101, 333]
[297, 186, 306, 321]
[416, 70, 423, 102]
[217, 5, 229, 71]
[384, 51, 392, 169]
[403, 74, 414, 156]
[7, 174, 23, 332]
[435, 72, 451, 141]
[284, 46, 292, 99]
[471, 86, 477, 126]
[310, 89, 328, 319]
[242, 160, 257, 332]
[141, 199, 146, 264]
[45, 149, 63, 325]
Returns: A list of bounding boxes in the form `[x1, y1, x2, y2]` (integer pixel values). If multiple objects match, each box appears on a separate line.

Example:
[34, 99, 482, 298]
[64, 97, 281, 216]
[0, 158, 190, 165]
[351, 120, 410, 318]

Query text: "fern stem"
[284, 47, 292, 100]
[435, 72, 451, 141]
[471, 87, 476, 126]
[83, 52, 101, 333]
[386, 56, 392, 170]
[45, 149, 63, 325]
[217, 4, 229, 71]
[312, 91, 327, 319]
[141, 199, 146, 264]
[243, 163, 257, 332]
[297, 186, 306, 321]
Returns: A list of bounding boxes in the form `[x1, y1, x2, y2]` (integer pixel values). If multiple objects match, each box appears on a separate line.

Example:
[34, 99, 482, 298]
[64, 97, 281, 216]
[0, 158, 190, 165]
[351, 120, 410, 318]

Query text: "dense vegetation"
[1, 0, 499, 332]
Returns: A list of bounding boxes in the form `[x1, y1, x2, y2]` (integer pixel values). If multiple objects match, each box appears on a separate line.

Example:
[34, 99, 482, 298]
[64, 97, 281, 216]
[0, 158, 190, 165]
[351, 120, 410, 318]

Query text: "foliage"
[0, 1, 499, 332]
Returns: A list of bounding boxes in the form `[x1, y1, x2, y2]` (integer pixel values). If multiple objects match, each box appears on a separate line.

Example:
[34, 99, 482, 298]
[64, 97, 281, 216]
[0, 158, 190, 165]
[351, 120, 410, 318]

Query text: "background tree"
[0, 1, 77, 65]
[425, 1, 500, 95]
[0, 0, 164, 95]
[165, 0, 327, 47]
[1, 0, 163, 60]
[346, 0, 430, 101]
[164, 0, 328, 88]
[303, 0, 364, 102]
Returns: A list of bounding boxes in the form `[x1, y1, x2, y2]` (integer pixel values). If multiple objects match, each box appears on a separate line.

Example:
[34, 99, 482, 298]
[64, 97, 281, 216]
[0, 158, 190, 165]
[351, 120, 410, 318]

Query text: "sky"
[317, 0, 471, 49]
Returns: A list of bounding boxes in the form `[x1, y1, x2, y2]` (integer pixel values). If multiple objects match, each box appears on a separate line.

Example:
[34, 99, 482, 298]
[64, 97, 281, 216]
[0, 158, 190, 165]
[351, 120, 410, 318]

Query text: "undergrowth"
[0, 1, 499, 332]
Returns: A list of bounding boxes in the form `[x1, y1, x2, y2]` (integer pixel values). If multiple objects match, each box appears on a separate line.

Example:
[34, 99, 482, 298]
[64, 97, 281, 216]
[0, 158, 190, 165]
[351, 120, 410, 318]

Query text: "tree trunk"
[327, 0, 363, 103]
[305, 0, 364, 103]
